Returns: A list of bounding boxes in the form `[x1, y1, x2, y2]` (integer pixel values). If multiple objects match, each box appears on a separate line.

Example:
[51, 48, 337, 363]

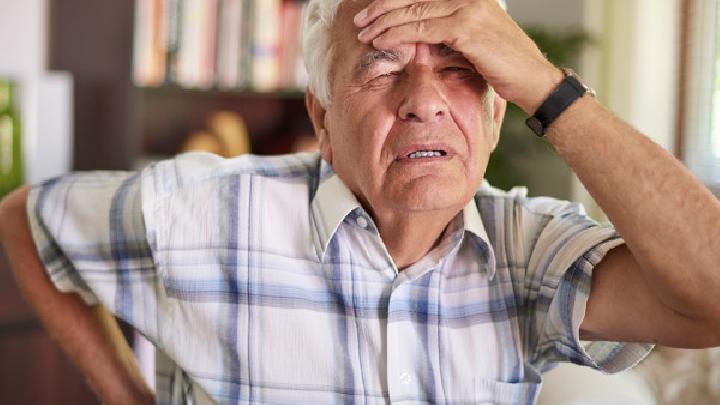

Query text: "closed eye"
[443, 66, 474, 73]
[375, 71, 402, 80]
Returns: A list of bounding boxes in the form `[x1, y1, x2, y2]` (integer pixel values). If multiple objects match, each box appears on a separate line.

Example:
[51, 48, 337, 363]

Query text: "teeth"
[408, 150, 444, 159]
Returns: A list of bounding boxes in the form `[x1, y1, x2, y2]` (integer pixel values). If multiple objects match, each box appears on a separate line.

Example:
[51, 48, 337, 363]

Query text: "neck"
[373, 208, 459, 270]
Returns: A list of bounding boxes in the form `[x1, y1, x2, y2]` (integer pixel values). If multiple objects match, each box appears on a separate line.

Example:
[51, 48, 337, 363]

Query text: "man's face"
[308, 0, 505, 218]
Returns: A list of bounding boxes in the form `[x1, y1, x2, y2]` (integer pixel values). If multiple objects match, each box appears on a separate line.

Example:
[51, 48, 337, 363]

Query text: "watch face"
[526, 116, 545, 137]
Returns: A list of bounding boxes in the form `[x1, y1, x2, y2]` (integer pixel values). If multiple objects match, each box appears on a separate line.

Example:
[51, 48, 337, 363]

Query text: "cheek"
[331, 100, 396, 174]
[344, 98, 396, 154]
[447, 88, 494, 148]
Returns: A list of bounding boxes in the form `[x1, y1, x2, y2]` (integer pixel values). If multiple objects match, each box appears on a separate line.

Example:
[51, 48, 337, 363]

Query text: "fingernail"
[357, 28, 367, 40]
[354, 8, 368, 25]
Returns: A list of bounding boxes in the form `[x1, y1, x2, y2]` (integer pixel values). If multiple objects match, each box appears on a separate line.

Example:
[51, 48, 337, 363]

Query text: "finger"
[371, 17, 457, 50]
[354, 0, 445, 27]
[357, 1, 463, 43]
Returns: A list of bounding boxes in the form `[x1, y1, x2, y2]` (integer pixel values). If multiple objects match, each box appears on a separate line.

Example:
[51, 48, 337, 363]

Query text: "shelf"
[134, 85, 312, 158]
[49, 0, 313, 171]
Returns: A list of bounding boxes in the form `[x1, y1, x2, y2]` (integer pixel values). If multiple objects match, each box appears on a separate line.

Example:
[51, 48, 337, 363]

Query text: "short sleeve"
[26, 171, 161, 340]
[521, 197, 653, 374]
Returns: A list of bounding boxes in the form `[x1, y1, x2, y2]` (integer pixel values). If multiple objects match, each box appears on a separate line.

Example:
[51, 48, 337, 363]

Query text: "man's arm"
[0, 187, 154, 404]
[546, 96, 720, 346]
[354, 0, 720, 347]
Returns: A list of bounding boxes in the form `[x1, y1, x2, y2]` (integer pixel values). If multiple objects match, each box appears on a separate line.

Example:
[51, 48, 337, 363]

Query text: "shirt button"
[399, 371, 412, 385]
[356, 216, 369, 229]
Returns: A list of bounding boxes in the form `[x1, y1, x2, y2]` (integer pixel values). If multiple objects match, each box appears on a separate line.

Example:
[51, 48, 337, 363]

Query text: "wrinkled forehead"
[328, 0, 379, 77]
[332, 0, 372, 38]
[354, 45, 470, 74]
[330, 4, 474, 76]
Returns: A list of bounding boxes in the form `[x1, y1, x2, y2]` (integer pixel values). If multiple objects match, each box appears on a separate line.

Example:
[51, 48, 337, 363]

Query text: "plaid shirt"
[27, 152, 652, 404]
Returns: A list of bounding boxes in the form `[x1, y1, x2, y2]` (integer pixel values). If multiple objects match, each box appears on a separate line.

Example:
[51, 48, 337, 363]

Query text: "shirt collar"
[461, 193, 495, 280]
[310, 160, 362, 260]
[462, 195, 490, 242]
[310, 160, 494, 276]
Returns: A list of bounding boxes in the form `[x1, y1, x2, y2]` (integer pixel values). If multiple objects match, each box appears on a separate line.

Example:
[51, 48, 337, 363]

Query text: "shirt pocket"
[474, 378, 541, 404]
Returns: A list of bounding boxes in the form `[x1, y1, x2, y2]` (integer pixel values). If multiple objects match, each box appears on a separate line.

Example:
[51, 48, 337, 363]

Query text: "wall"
[508, 0, 585, 30]
[593, 0, 680, 153]
[0, 1, 47, 75]
[0, 0, 73, 184]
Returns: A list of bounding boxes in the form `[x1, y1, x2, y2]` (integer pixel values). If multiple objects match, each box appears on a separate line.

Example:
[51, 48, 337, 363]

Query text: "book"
[279, 0, 301, 89]
[133, 0, 166, 86]
[133, 0, 307, 90]
[177, 0, 217, 88]
[164, 0, 183, 84]
[250, 0, 282, 91]
[216, 0, 246, 88]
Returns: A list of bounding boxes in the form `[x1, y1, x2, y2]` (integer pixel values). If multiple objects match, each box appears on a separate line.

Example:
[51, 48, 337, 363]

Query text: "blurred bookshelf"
[49, 0, 314, 171]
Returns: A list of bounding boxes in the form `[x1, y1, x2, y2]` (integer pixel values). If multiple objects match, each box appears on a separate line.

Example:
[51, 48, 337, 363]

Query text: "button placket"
[386, 283, 420, 402]
[399, 370, 412, 385]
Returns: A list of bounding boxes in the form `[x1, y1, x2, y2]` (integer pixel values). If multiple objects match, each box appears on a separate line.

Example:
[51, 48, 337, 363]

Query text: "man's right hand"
[354, 0, 564, 115]
[0, 187, 155, 405]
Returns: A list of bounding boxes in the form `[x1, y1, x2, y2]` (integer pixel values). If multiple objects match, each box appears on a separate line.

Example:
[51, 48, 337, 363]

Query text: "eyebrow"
[436, 44, 464, 58]
[355, 49, 403, 76]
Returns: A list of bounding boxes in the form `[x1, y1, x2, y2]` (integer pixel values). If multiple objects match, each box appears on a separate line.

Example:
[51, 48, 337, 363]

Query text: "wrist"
[525, 68, 596, 137]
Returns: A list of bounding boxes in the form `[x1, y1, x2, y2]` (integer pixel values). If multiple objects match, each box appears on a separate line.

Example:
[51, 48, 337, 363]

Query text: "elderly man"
[1, 0, 719, 404]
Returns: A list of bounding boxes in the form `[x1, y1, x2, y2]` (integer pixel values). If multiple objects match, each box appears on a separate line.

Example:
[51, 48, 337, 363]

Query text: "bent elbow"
[0, 185, 32, 243]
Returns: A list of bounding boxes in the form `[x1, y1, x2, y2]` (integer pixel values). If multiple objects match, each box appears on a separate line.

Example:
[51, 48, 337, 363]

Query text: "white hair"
[302, 0, 508, 108]
[302, 0, 345, 108]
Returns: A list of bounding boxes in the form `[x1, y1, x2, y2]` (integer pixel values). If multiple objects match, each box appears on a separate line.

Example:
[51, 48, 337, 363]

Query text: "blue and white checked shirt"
[27, 152, 652, 404]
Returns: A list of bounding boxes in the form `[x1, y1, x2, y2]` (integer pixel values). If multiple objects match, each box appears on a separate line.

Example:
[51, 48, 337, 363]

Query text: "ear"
[305, 89, 333, 163]
[490, 92, 507, 150]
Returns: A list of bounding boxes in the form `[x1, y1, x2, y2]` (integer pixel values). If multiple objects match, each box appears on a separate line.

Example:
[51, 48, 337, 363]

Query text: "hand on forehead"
[336, 1, 472, 61]
[334, 0, 553, 110]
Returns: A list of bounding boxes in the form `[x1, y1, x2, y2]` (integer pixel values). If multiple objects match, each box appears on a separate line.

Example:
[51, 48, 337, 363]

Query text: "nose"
[397, 70, 449, 123]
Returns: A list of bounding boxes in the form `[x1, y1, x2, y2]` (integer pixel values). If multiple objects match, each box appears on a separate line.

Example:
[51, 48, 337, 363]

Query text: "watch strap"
[526, 69, 591, 137]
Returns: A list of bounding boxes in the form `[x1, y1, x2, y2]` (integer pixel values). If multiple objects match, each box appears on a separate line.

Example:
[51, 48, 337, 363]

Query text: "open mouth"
[407, 150, 448, 159]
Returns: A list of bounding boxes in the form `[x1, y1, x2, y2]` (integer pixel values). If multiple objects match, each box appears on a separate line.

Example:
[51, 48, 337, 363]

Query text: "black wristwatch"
[526, 68, 595, 137]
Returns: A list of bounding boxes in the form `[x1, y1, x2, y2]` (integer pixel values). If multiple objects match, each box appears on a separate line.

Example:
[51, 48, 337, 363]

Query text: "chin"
[386, 178, 471, 213]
